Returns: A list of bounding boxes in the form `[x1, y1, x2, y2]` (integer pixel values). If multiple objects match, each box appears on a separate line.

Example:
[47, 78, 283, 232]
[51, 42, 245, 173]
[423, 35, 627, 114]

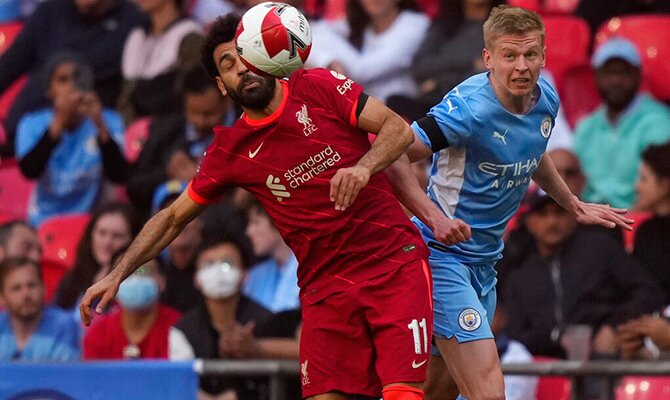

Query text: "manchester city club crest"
[540, 116, 552, 139]
[458, 308, 482, 331]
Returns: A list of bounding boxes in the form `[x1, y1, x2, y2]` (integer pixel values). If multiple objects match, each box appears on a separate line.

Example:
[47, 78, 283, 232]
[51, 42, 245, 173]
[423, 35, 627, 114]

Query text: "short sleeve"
[413, 89, 473, 149]
[292, 68, 364, 126]
[188, 141, 230, 205]
[102, 110, 126, 149]
[15, 111, 51, 158]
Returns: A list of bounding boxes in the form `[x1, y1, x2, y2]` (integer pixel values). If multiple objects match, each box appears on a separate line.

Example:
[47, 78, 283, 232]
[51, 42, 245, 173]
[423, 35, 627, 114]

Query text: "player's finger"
[336, 174, 354, 211]
[329, 172, 342, 203]
[96, 290, 115, 314]
[342, 180, 362, 210]
[451, 229, 467, 243]
[79, 295, 92, 326]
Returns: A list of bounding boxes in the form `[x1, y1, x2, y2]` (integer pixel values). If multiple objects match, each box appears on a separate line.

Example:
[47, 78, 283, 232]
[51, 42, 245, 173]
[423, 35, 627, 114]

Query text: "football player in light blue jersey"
[388, 6, 634, 400]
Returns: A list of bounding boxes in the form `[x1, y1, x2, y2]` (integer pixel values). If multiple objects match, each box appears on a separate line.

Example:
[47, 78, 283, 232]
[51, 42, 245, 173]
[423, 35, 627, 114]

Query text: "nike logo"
[412, 359, 427, 369]
[249, 141, 264, 158]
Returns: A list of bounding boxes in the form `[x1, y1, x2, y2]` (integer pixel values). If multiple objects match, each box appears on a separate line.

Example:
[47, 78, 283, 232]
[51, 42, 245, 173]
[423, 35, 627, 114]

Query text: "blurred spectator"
[632, 142, 670, 302]
[396, 0, 503, 119]
[84, 256, 181, 359]
[0, 0, 144, 158]
[548, 148, 586, 197]
[169, 235, 301, 400]
[0, 256, 80, 361]
[188, 0, 242, 27]
[617, 306, 670, 360]
[503, 191, 664, 359]
[53, 203, 142, 318]
[243, 200, 300, 313]
[541, 70, 574, 153]
[573, 38, 670, 209]
[126, 65, 237, 215]
[153, 181, 204, 313]
[15, 54, 128, 227]
[118, 0, 203, 123]
[308, 0, 429, 102]
[0, 220, 41, 263]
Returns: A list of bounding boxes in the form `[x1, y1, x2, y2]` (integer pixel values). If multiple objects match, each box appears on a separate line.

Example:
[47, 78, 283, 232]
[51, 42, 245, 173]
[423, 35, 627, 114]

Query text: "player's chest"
[471, 114, 552, 164]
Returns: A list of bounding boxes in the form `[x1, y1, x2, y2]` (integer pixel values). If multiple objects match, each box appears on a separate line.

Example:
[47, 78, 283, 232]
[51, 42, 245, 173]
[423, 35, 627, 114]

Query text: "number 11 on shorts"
[408, 318, 428, 354]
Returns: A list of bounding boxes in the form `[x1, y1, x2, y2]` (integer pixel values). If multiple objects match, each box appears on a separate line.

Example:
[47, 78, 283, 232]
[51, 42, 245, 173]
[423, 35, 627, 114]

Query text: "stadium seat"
[559, 63, 601, 129]
[124, 116, 152, 163]
[0, 21, 25, 121]
[323, 0, 346, 20]
[41, 258, 70, 303]
[0, 120, 5, 146]
[533, 356, 572, 400]
[507, 0, 541, 12]
[38, 213, 91, 269]
[542, 0, 580, 15]
[543, 15, 591, 91]
[595, 14, 670, 101]
[616, 376, 670, 400]
[0, 158, 34, 220]
[622, 211, 653, 253]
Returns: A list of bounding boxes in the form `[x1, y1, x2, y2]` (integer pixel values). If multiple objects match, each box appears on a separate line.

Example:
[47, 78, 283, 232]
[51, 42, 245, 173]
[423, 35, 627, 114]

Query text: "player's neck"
[10, 311, 42, 350]
[243, 81, 284, 121]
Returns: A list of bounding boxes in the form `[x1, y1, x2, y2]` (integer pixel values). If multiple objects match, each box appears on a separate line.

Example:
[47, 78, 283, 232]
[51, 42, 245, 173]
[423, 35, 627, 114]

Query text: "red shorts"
[299, 259, 433, 398]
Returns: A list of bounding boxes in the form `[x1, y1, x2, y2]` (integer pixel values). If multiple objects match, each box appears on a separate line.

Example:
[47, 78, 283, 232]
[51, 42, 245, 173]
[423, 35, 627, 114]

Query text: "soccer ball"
[235, 2, 312, 78]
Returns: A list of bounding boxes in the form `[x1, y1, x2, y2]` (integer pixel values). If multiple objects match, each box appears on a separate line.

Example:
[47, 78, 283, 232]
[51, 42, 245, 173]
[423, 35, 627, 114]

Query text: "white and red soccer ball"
[235, 2, 312, 78]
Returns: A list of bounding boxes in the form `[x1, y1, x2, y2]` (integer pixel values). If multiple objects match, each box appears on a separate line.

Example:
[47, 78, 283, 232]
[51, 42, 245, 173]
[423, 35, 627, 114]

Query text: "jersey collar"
[242, 80, 289, 127]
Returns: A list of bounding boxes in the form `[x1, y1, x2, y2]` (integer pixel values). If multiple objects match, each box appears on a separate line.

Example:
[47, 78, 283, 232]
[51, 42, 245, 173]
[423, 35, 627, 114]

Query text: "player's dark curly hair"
[201, 13, 242, 79]
[642, 142, 670, 179]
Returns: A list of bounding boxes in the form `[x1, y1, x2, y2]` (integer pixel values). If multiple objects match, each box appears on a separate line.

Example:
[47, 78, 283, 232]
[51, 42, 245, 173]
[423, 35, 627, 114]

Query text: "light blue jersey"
[413, 72, 559, 264]
[412, 72, 559, 343]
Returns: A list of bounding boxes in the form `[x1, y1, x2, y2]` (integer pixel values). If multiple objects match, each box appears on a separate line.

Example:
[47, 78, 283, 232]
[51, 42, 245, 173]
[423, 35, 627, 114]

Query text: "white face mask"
[196, 262, 243, 299]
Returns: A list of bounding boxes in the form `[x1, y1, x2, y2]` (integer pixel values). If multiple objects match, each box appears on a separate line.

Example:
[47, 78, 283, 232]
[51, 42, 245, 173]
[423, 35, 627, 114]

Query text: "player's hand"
[79, 271, 121, 326]
[330, 165, 370, 211]
[429, 214, 471, 245]
[574, 201, 633, 231]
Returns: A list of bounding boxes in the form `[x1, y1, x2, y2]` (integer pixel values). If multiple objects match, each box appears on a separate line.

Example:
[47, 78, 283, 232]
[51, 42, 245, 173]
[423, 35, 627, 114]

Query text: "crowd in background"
[0, 0, 669, 399]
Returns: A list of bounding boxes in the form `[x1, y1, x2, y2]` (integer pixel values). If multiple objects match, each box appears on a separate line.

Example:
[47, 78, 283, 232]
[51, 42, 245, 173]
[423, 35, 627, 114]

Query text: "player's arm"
[329, 95, 414, 211]
[79, 191, 206, 325]
[386, 127, 471, 245]
[533, 155, 632, 230]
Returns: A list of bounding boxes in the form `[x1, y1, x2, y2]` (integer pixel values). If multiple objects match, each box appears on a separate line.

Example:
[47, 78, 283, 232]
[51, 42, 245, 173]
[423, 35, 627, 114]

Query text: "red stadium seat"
[38, 213, 90, 269]
[623, 211, 653, 253]
[0, 158, 34, 220]
[559, 63, 601, 129]
[124, 116, 152, 163]
[595, 15, 670, 101]
[0, 21, 25, 121]
[41, 258, 70, 303]
[507, 0, 541, 12]
[616, 377, 670, 400]
[533, 357, 572, 400]
[323, 0, 346, 20]
[543, 15, 591, 91]
[542, 0, 580, 15]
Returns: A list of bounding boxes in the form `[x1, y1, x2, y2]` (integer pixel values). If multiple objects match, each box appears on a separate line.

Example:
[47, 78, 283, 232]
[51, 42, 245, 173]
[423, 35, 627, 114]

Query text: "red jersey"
[83, 305, 181, 360]
[189, 68, 428, 304]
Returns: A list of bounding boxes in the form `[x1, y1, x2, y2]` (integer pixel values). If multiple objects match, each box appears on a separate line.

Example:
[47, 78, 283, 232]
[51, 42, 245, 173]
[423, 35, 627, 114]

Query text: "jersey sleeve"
[292, 68, 364, 126]
[412, 88, 474, 150]
[188, 140, 230, 205]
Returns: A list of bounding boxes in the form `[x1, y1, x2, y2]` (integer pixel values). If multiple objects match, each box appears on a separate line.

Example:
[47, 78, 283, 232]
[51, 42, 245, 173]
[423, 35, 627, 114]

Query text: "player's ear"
[483, 48, 492, 70]
[215, 77, 228, 97]
[540, 45, 547, 68]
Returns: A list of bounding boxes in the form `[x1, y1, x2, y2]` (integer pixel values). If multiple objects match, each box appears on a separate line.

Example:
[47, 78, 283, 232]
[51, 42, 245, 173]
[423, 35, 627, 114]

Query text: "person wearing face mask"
[169, 235, 301, 400]
[83, 255, 181, 360]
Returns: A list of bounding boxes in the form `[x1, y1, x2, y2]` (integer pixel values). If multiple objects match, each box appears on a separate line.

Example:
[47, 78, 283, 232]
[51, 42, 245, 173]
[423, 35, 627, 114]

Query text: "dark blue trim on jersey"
[356, 92, 369, 118]
[417, 116, 449, 152]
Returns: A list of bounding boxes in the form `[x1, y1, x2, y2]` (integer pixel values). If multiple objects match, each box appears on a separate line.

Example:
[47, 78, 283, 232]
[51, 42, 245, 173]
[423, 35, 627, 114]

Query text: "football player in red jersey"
[80, 13, 433, 400]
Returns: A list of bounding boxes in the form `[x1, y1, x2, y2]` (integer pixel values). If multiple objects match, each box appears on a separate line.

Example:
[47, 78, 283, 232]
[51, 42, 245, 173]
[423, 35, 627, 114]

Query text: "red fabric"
[299, 260, 433, 398]
[83, 305, 181, 360]
[382, 385, 425, 400]
[189, 68, 429, 305]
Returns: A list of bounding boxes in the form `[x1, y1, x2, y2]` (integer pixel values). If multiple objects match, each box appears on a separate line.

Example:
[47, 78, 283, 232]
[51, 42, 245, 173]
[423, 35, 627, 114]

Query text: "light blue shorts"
[427, 242, 497, 354]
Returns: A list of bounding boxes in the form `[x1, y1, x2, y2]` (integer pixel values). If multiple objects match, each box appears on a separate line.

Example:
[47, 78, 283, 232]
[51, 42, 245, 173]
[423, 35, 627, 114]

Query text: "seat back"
[124, 116, 152, 163]
[0, 21, 25, 121]
[0, 158, 34, 220]
[560, 63, 601, 129]
[616, 376, 670, 400]
[38, 213, 91, 269]
[507, 0, 541, 12]
[595, 14, 670, 100]
[542, 0, 580, 15]
[533, 356, 572, 400]
[41, 259, 70, 303]
[544, 15, 591, 91]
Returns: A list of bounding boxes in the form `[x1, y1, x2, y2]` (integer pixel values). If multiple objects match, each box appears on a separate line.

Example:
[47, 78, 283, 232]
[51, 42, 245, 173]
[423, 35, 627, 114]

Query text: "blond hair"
[483, 5, 545, 49]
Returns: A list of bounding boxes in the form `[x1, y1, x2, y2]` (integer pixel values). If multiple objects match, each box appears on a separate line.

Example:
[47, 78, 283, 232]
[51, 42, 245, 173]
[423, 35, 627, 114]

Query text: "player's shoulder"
[538, 75, 560, 113]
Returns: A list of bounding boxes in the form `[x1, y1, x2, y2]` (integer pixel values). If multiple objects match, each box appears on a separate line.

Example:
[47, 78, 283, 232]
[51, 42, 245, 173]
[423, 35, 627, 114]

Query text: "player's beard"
[227, 73, 276, 110]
